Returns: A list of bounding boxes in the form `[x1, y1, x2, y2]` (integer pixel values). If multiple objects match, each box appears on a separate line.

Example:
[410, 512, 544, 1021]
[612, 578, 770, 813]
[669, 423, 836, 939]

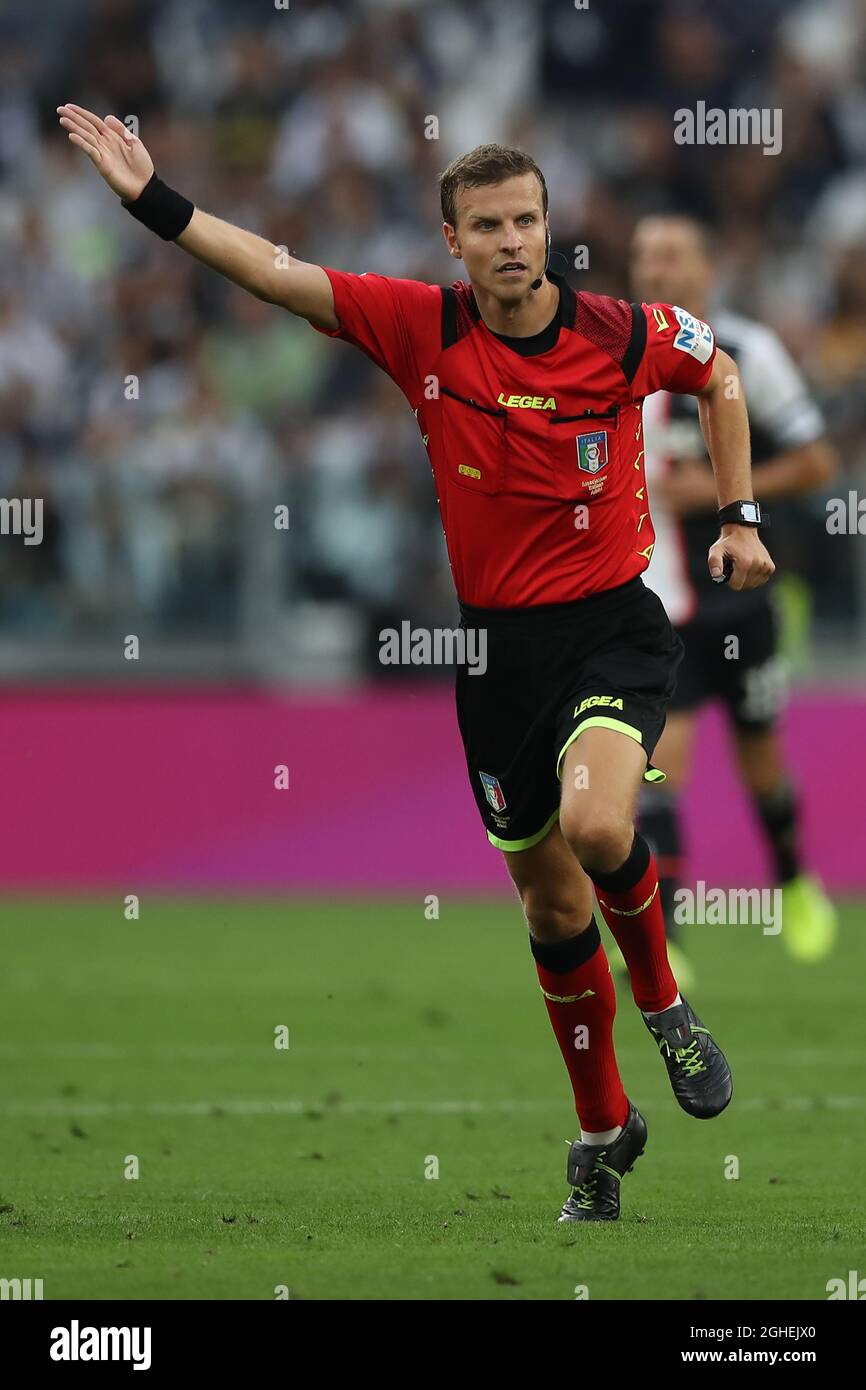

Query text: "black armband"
[121, 172, 194, 241]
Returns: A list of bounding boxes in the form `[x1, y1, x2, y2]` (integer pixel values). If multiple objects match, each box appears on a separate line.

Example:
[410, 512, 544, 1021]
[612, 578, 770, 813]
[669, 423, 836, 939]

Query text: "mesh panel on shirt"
[448, 281, 635, 362]
[453, 281, 479, 341]
[572, 291, 634, 365]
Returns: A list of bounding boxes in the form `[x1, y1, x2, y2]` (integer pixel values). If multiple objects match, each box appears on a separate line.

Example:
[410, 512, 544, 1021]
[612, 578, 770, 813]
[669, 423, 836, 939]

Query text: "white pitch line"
[0, 1096, 864, 1118]
[0, 1044, 862, 1064]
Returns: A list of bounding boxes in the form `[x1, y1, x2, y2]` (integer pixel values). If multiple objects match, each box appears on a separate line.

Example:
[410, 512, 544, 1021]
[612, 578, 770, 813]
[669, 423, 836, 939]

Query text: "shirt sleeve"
[310, 268, 442, 399]
[630, 302, 717, 398]
[738, 324, 825, 451]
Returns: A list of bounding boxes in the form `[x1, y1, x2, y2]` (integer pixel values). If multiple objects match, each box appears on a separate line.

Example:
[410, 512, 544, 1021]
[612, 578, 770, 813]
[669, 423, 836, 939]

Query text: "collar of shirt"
[480, 273, 566, 357]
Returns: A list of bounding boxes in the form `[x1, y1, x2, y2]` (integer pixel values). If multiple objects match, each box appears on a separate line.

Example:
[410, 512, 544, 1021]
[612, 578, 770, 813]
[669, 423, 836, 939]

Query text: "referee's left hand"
[708, 526, 775, 591]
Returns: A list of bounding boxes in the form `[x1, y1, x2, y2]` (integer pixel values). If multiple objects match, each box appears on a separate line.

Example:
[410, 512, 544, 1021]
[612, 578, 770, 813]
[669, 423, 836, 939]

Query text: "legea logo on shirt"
[496, 393, 557, 410]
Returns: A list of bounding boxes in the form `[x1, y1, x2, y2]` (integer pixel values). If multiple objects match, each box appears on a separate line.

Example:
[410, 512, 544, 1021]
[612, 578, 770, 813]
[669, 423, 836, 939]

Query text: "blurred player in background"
[630, 215, 839, 978]
[57, 105, 776, 1223]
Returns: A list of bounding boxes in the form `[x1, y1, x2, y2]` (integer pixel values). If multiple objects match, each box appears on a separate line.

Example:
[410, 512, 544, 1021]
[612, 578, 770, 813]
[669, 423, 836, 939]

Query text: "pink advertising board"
[0, 687, 861, 894]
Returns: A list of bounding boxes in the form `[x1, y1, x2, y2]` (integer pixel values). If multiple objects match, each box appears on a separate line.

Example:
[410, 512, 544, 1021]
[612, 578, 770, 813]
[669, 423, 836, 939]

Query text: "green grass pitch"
[1, 897, 864, 1301]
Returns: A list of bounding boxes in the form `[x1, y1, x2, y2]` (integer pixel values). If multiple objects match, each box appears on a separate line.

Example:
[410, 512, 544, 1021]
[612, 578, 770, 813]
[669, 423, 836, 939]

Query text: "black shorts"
[455, 577, 684, 851]
[670, 596, 787, 731]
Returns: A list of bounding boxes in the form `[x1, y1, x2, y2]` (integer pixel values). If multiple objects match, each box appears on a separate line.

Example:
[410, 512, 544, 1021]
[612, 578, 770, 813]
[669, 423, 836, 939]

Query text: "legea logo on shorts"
[574, 695, 624, 717]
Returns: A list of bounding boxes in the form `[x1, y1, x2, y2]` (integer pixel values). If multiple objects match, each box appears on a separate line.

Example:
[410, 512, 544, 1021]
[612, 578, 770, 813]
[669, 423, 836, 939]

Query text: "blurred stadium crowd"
[2, 0, 866, 671]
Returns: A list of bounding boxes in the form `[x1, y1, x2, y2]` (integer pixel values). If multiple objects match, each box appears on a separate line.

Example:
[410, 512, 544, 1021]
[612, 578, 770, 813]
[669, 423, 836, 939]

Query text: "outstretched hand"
[56, 104, 153, 202]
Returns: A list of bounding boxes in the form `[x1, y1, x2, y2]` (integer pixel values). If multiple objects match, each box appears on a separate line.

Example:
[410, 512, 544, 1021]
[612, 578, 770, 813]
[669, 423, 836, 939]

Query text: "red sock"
[591, 833, 678, 1014]
[531, 923, 629, 1132]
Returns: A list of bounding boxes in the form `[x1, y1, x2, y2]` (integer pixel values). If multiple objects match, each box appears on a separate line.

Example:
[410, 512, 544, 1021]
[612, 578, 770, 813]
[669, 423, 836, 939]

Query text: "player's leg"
[559, 727, 680, 1013]
[732, 724, 837, 961]
[559, 724, 732, 1119]
[726, 600, 837, 961]
[452, 602, 646, 1218]
[503, 820, 647, 1221]
[503, 821, 626, 1134]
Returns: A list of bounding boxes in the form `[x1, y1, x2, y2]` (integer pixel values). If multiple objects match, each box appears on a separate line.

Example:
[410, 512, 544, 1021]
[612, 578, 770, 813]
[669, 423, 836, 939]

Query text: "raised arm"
[56, 103, 339, 330]
[176, 209, 337, 329]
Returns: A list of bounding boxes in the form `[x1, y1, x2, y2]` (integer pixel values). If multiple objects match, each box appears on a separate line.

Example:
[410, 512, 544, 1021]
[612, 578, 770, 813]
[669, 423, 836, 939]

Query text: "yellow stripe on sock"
[539, 986, 596, 1003]
[596, 882, 658, 917]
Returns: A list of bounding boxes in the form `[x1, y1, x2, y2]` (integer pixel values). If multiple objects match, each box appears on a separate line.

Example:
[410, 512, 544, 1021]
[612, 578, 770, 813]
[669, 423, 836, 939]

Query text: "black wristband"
[122, 172, 194, 241]
[717, 499, 767, 528]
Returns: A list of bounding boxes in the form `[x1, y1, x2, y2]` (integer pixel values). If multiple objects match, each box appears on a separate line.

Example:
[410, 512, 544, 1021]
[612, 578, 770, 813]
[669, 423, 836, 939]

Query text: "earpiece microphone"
[530, 228, 552, 291]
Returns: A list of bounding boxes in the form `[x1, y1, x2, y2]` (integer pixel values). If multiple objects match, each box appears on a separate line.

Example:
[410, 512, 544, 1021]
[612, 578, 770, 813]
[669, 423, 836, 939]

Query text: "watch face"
[742, 502, 759, 523]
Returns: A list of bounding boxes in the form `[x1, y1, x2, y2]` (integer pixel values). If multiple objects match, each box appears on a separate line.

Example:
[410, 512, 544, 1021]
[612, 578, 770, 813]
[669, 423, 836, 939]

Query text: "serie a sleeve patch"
[672, 306, 715, 364]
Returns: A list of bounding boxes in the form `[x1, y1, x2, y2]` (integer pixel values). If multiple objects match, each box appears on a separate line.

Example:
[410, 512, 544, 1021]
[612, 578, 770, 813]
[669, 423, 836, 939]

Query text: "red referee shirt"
[312, 267, 716, 608]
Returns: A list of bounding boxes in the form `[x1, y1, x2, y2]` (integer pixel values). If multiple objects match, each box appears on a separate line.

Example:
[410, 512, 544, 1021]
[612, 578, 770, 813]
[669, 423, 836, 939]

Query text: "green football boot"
[780, 875, 838, 963]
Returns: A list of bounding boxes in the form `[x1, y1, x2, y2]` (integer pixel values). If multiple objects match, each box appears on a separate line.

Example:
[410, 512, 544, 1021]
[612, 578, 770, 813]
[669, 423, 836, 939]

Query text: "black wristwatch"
[717, 499, 767, 528]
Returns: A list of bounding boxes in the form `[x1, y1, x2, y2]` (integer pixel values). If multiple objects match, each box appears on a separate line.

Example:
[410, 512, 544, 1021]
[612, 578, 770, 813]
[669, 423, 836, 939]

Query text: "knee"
[519, 884, 587, 943]
[560, 806, 633, 876]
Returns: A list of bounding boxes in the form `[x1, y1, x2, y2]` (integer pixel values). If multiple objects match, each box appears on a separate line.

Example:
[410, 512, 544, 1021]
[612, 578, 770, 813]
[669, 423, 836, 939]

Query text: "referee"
[58, 111, 774, 1223]
[630, 214, 838, 976]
